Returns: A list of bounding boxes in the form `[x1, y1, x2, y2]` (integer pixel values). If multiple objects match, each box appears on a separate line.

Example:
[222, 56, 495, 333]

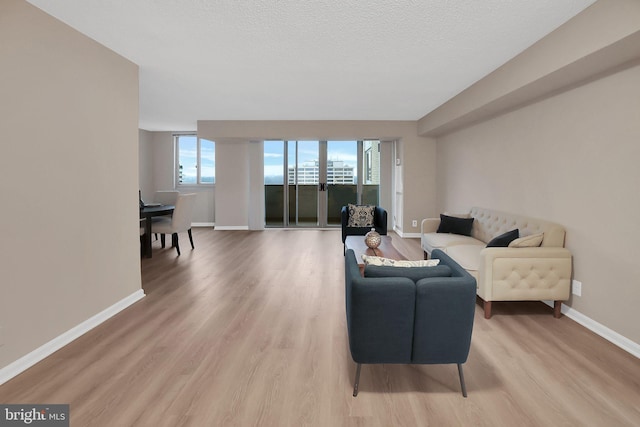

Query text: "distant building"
[288, 160, 355, 184]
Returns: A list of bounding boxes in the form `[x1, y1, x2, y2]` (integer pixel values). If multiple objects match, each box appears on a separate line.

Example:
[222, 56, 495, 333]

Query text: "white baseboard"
[192, 222, 214, 227]
[543, 300, 639, 358]
[401, 232, 421, 238]
[0, 290, 145, 386]
[214, 225, 249, 231]
[392, 227, 421, 239]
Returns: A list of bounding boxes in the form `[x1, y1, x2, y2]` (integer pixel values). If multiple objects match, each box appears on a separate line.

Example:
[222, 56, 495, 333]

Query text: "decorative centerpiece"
[364, 228, 381, 249]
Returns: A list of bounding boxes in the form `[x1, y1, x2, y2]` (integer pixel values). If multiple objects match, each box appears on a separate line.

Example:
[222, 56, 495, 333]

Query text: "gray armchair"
[344, 248, 476, 396]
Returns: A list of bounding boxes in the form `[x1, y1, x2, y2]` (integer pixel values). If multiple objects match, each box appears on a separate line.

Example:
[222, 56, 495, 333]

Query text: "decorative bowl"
[364, 228, 381, 249]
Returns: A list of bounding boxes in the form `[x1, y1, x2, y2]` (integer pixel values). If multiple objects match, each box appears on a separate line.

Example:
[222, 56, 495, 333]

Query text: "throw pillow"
[486, 229, 519, 247]
[509, 232, 544, 248]
[436, 214, 474, 236]
[362, 255, 440, 267]
[347, 204, 375, 227]
[364, 264, 453, 282]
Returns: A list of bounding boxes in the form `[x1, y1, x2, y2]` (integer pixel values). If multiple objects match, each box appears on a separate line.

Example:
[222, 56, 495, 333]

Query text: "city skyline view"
[177, 137, 377, 185]
[264, 140, 360, 184]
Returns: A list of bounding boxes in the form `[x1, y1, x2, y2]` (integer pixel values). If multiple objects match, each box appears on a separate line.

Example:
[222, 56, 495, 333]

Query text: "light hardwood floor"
[1, 229, 639, 426]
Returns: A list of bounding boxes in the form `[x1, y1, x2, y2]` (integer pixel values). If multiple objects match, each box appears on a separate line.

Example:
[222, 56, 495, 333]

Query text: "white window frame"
[175, 134, 215, 186]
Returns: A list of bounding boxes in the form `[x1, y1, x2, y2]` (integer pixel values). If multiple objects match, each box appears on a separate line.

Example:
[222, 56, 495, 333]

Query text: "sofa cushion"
[347, 204, 375, 227]
[509, 232, 544, 248]
[445, 244, 483, 272]
[364, 265, 453, 282]
[486, 229, 519, 247]
[437, 214, 474, 236]
[423, 232, 484, 252]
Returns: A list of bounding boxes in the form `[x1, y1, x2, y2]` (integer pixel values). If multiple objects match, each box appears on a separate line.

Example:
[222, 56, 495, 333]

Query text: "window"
[175, 135, 215, 185]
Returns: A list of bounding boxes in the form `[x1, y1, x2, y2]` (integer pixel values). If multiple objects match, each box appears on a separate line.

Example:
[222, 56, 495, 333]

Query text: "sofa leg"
[457, 363, 468, 398]
[554, 301, 563, 318]
[353, 363, 362, 397]
[484, 301, 492, 319]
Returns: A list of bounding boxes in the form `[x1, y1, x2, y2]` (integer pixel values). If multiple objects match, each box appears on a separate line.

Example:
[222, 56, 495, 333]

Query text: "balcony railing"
[265, 184, 379, 227]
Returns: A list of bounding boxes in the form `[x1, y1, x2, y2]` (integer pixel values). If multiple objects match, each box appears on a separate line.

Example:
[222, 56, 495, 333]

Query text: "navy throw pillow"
[436, 214, 474, 236]
[486, 229, 519, 247]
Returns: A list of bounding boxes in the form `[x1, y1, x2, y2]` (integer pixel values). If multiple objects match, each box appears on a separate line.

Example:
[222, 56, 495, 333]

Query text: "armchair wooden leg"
[484, 300, 492, 319]
[353, 363, 362, 397]
[160, 234, 166, 248]
[188, 228, 194, 249]
[423, 251, 428, 260]
[554, 301, 563, 318]
[457, 364, 468, 398]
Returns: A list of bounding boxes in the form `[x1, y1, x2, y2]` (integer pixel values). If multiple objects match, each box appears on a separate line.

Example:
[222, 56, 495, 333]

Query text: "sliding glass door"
[326, 141, 358, 225]
[289, 140, 319, 227]
[264, 140, 286, 226]
[264, 140, 380, 228]
[361, 140, 380, 206]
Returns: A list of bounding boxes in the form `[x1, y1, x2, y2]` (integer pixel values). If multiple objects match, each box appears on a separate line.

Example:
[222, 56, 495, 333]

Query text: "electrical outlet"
[572, 280, 582, 297]
[412, 220, 418, 227]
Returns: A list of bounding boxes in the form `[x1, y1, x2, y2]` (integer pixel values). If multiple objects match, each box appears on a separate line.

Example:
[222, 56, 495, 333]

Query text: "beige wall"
[424, 0, 640, 345]
[402, 136, 437, 234]
[139, 129, 154, 201]
[138, 131, 215, 225]
[435, 63, 640, 344]
[197, 120, 435, 232]
[0, 0, 141, 369]
[213, 140, 250, 228]
[150, 132, 176, 193]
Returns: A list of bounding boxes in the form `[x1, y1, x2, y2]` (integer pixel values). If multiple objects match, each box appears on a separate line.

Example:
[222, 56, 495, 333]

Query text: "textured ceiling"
[26, 0, 596, 131]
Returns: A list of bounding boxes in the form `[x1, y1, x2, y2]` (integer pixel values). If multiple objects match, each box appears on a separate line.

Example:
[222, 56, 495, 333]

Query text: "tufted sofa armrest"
[478, 247, 572, 303]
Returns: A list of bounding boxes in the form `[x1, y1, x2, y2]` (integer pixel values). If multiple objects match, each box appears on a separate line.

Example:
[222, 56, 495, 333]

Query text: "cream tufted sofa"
[421, 207, 572, 319]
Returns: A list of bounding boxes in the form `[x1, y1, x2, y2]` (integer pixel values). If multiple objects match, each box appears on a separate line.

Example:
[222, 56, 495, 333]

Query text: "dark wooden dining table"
[140, 204, 174, 258]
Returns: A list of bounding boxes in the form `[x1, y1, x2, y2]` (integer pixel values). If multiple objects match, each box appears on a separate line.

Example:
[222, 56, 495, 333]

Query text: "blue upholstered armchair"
[341, 205, 387, 245]
[344, 248, 476, 397]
